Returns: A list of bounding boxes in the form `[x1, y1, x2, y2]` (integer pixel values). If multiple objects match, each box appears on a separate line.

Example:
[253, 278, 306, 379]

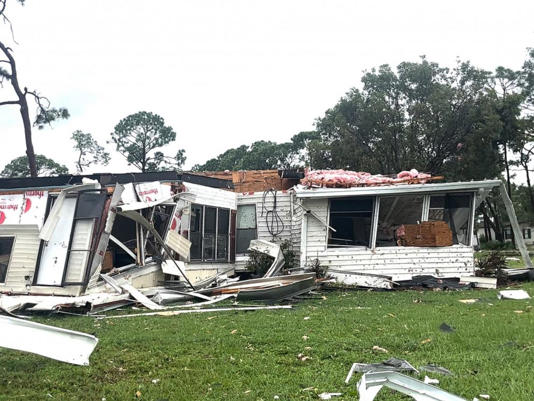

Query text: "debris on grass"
[297, 353, 311, 361]
[424, 375, 440, 384]
[458, 299, 479, 304]
[498, 290, 530, 300]
[357, 370, 468, 401]
[439, 322, 455, 333]
[372, 345, 388, 353]
[318, 392, 342, 400]
[345, 358, 419, 384]
[419, 364, 453, 376]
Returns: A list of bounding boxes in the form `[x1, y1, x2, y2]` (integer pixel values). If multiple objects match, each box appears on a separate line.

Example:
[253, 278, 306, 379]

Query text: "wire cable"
[261, 188, 284, 238]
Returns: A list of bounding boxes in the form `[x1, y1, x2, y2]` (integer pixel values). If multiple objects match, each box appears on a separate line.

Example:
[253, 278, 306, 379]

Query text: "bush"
[475, 251, 507, 285]
[480, 240, 514, 251]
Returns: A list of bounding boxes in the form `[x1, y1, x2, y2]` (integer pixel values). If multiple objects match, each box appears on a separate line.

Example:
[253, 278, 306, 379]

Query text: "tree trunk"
[524, 163, 534, 211]
[0, 41, 38, 177]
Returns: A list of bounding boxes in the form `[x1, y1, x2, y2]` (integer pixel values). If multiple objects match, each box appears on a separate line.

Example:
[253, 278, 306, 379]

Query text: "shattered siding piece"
[357, 370, 468, 401]
[248, 239, 285, 277]
[459, 276, 497, 289]
[180, 182, 237, 210]
[345, 358, 419, 383]
[329, 270, 395, 289]
[161, 260, 187, 277]
[120, 283, 164, 310]
[165, 231, 191, 260]
[0, 315, 98, 366]
[497, 290, 530, 300]
[0, 191, 48, 228]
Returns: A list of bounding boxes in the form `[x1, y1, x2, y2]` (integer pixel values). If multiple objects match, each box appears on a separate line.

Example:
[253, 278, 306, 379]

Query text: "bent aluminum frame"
[357, 370, 468, 401]
[0, 315, 98, 366]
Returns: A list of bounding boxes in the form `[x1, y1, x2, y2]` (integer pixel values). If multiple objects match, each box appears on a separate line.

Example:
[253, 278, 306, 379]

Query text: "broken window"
[428, 193, 472, 245]
[0, 236, 14, 283]
[189, 204, 231, 262]
[236, 205, 257, 254]
[328, 197, 374, 248]
[376, 195, 424, 247]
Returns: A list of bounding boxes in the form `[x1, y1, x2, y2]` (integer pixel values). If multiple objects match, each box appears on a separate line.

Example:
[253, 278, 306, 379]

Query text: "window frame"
[327, 196, 377, 249]
[326, 190, 477, 250]
[0, 235, 16, 284]
[236, 204, 258, 255]
[189, 203, 231, 263]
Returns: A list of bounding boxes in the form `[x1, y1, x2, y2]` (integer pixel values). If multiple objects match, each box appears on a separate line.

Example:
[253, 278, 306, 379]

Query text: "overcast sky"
[1, 0, 533, 174]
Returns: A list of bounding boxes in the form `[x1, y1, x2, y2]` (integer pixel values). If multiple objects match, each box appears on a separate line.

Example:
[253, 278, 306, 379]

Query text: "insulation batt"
[301, 169, 431, 188]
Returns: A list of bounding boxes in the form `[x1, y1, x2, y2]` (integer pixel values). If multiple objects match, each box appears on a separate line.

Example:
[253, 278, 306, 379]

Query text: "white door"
[35, 197, 77, 286]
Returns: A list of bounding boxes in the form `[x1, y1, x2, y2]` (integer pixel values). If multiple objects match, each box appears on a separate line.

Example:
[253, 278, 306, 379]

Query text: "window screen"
[328, 197, 374, 248]
[429, 193, 472, 245]
[189, 204, 231, 262]
[376, 195, 423, 247]
[236, 205, 257, 254]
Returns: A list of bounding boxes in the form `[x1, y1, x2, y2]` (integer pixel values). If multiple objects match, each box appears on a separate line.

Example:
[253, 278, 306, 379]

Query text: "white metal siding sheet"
[0, 225, 40, 292]
[301, 198, 474, 279]
[237, 191, 293, 245]
[183, 183, 237, 210]
[301, 198, 329, 256]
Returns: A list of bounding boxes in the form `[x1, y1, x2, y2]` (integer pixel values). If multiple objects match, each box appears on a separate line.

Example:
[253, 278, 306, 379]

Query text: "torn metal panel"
[345, 359, 419, 383]
[165, 230, 191, 260]
[117, 210, 195, 289]
[120, 283, 164, 310]
[248, 239, 285, 277]
[357, 370, 468, 401]
[86, 184, 125, 287]
[153, 293, 236, 307]
[39, 182, 100, 242]
[100, 274, 123, 294]
[329, 270, 395, 289]
[205, 273, 316, 302]
[459, 276, 497, 289]
[498, 290, 530, 300]
[419, 365, 453, 376]
[103, 304, 292, 319]
[161, 260, 187, 277]
[0, 315, 98, 366]
[1, 292, 131, 313]
[179, 182, 237, 210]
[152, 289, 212, 304]
[117, 181, 174, 211]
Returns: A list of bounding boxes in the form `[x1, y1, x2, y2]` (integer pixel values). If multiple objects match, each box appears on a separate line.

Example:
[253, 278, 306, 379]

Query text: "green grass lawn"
[2, 284, 534, 401]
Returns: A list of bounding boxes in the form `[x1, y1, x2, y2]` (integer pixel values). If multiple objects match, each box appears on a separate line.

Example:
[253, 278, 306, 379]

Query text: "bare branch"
[0, 99, 19, 106]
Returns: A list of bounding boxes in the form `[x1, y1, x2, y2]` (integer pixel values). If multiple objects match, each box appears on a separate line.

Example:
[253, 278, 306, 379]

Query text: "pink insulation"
[301, 169, 432, 188]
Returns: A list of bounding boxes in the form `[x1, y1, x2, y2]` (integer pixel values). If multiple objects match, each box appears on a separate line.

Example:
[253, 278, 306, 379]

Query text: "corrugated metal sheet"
[182, 183, 237, 210]
[301, 198, 475, 280]
[166, 230, 192, 260]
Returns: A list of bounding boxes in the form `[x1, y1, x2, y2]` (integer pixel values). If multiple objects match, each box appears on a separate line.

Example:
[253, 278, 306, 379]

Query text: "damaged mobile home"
[0, 168, 531, 308]
[0, 171, 235, 299]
